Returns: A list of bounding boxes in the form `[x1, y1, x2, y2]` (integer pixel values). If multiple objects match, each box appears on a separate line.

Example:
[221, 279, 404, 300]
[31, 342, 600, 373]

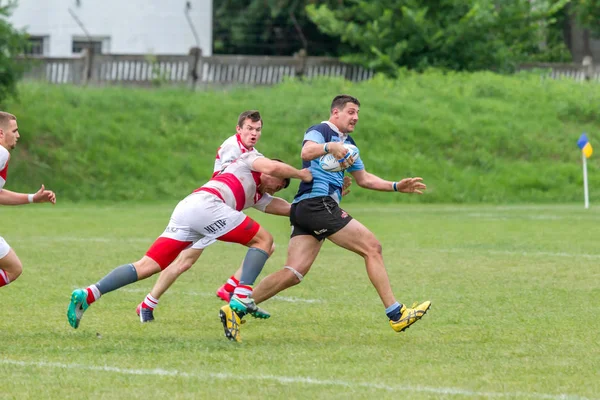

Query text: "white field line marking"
[349, 205, 599, 212]
[346, 207, 600, 221]
[422, 248, 600, 260]
[0, 359, 593, 400]
[19, 234, 600, 260]
[120, 288, 323, 303]
[13, 236, 152, 243]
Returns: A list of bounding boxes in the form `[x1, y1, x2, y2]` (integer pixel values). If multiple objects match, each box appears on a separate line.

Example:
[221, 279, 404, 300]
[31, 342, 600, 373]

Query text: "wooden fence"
[23, 53, 600, 86]
[516, 62, 600, 82]
[21, 52, 374, 87]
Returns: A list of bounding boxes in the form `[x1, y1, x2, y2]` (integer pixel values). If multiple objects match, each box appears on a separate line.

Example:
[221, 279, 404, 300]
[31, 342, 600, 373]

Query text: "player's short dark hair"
[271, 158, 290, 189]
[0, 111, 16, 128]
[330, 95, 360, 113]
[238, 110, 262, 129]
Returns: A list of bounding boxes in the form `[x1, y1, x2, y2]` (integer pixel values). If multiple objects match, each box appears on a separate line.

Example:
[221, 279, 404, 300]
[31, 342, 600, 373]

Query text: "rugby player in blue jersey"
[220, 95, 430, 341]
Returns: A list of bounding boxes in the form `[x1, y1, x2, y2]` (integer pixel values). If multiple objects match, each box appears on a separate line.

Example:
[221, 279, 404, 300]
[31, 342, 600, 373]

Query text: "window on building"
[72, 40, 102, 54]
[25, 36, 48, 56]
[72, 37, 110, 54]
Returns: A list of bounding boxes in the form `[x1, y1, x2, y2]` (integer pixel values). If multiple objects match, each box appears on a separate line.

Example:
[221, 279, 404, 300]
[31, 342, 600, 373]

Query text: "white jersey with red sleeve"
[0, 146, 9, 190]
[149, 152, 274, 268]
[212, 134, 257, 177]
[198, 152, 273, 212]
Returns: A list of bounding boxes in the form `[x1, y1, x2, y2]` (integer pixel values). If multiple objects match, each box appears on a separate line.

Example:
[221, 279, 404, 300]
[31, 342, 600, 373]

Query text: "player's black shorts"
[290, 196, 353, 241]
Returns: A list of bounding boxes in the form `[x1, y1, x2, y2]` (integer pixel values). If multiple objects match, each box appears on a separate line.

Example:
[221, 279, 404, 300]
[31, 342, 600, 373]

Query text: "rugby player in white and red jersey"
[0, 111, 56, 290]
[134, 110, 352, 323]
[135, 110, 267, 322]
[67, 150, 313, 330]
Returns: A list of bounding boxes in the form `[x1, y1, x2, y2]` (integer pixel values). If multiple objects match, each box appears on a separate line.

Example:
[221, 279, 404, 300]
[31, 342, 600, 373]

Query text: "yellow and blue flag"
[577, 133, 593, 158]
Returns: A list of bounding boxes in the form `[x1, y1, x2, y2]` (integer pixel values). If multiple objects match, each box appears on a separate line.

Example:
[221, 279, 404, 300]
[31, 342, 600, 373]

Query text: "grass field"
[1, 202, 599, 399]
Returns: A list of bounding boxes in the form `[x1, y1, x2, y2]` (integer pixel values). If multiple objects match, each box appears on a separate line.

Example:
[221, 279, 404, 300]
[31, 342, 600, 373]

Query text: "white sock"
[143, 294, 159, 309]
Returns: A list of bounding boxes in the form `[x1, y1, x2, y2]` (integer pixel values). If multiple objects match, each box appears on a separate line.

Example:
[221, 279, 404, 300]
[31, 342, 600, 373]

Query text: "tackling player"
[135, 110, 265, 322]
[67, 151, 313, 329]
[220, 95, 431, 342]
[0, 111, 56, 289]
[135, 110, 352, 323]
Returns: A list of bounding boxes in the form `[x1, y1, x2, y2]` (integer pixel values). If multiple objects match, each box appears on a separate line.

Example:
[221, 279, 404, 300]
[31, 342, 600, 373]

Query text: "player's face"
[236, 118, 262, 149]
[261, 175, 286, 194]
[333, 102, 359, 133]
[0, 120, 19, 150]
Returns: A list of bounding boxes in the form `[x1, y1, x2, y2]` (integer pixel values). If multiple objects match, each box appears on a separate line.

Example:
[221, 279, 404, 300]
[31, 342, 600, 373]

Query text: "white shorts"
[0, 236, 10, 259]
[162, 192, 247, 247]
[146, 192, 261, 269]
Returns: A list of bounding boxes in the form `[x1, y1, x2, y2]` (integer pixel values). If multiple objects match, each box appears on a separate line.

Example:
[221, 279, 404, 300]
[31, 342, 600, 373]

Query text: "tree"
[0, 1, 28, 103]
[306, 0, 570, 75]
[572, 0, 600, 37]
[213, 0, 346, 56]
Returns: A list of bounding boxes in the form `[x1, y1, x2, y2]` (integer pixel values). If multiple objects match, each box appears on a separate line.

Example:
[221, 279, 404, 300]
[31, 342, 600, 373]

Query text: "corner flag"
[577, 133, 593, 158]
[577, 133, 592, 209]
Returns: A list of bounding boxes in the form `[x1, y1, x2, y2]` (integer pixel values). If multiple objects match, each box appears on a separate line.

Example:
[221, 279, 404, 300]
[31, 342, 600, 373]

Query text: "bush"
[0, 2, 29, 104]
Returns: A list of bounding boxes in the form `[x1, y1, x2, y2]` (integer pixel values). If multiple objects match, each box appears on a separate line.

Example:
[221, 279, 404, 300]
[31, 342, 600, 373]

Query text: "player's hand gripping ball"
[319, 143, 359, 172]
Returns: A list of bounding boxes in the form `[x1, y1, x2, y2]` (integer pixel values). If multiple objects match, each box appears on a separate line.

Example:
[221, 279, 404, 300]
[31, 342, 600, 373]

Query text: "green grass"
[1, 202, 599, 399]
[5, 72, 600, 203]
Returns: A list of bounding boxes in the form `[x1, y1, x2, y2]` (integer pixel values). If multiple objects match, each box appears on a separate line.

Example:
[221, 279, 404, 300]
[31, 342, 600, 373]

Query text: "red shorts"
[146, 215, 260, 269]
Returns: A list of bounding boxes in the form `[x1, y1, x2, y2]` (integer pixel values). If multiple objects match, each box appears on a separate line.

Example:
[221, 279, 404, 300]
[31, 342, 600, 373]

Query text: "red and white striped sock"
[223, 276, 239, 293]
[0, 269, 10, 287]
[233, 284, 252, 299]
[85, 285, 101, 305]
[142, 294, 159, 310]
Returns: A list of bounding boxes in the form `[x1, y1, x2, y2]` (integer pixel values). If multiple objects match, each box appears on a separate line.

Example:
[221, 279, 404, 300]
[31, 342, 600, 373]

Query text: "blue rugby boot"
[229, 295, 270, 319]
[67, 289, 90, 329]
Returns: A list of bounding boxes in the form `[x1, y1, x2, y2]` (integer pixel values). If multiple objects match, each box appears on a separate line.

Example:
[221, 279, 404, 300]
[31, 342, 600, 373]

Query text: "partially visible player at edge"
[220, 95, 431, 342]
[134, 110, 351, 322]
[0, 111, 56, 290]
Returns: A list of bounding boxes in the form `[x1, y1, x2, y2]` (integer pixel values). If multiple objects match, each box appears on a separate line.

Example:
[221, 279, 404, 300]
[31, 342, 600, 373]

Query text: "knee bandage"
[284, 266, 304, 282]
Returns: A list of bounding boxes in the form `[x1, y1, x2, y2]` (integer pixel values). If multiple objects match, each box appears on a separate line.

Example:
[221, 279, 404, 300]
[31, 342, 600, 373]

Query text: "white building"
[9, 0, 213, 57]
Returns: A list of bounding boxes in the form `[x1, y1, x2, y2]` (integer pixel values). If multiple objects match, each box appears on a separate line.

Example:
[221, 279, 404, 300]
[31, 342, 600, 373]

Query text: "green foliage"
[572, 0, 600, 37]
[306, 0, 571, 74]
[0, 1, 28, 104]
[144, 54, 169, 87]
[6, 73, 600, 204]
[213, 0, 344, 56]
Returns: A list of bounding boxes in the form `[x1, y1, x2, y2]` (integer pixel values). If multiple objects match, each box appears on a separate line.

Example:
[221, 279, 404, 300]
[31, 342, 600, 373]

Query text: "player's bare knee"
[363, 240, 383, 259]
[268, 242, 276, 257]
[175, 259, 194, 274]
[9, 261, 23, 281]
[263, 231, 274, 249]
[251, 229, 274, 254]
[283, 266, 304, 285]
[133, 256, 162, 277]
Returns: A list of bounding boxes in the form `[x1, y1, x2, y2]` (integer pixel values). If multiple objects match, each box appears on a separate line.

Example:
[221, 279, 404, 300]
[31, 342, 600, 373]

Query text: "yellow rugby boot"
[389, 301, 431, 332]
[219, 304, 242, 342]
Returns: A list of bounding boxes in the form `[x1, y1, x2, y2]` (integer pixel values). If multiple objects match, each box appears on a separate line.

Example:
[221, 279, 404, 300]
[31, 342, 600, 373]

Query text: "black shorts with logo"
[290, 196, 353, 241]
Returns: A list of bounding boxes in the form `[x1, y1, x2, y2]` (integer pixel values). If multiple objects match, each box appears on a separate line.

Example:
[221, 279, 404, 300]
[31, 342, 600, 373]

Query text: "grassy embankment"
[5, 72, 600, 203]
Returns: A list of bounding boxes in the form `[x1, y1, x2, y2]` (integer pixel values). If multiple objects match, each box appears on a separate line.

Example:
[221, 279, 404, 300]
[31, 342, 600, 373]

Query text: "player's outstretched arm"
[395, 177, 426, 194]
[252, 157, 313, 182]
[264, 197, 292, 216]
[350, 170, 426, 194]
[0, 184, 56, 205]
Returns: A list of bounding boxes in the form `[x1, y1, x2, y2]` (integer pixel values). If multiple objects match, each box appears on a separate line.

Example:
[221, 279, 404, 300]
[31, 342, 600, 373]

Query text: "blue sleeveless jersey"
[293, 122, 364, 204]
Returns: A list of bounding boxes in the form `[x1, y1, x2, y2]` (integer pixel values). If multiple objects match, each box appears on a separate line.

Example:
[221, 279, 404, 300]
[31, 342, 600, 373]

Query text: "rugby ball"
[319, 143, 360, 172]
